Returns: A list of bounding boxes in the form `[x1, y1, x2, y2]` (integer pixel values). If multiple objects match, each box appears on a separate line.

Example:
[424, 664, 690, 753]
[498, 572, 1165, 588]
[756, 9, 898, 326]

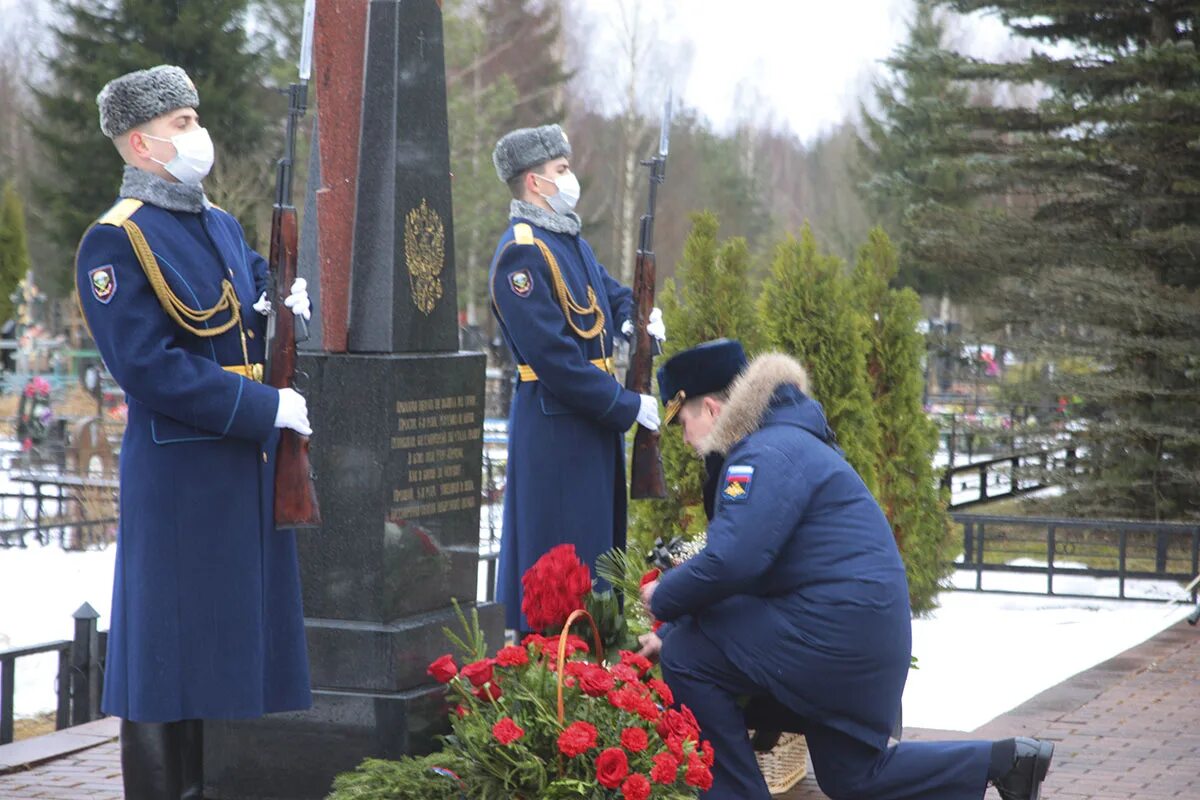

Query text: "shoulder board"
[97, 198, 144, 227]
[513, 223, 534, 246]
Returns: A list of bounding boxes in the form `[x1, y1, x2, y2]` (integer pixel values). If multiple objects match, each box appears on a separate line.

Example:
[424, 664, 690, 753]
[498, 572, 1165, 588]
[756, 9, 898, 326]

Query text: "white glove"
[647, 307, 666, 342]
[274, 387, 312, 436]
[283, 277, 311, 321]
[620, 308, 666, 342]
[253, 292, 271, 316]
[637, 394, 660, 431]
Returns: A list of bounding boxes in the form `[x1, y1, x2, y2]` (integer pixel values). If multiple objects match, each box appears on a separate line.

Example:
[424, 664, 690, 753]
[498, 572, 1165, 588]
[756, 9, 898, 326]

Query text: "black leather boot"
[120, 719, 182, 800]
[992, 737, 1054, 800]
[178, 719, 204, 800]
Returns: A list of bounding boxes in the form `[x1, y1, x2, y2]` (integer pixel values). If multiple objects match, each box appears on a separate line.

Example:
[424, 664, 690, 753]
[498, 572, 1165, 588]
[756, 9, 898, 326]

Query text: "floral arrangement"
[329, 546, 715, 800]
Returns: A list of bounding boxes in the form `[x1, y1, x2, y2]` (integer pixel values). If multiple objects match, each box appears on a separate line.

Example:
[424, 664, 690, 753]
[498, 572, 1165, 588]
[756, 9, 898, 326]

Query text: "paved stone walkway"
[0, 621, 1195, 799]
[782, 620, 1199, 799]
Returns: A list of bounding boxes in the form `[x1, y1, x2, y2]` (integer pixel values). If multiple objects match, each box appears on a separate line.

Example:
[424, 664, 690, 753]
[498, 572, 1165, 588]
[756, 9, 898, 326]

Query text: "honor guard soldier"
[639, 339, 1055, 800]
[76, 65, 314, 800]
[488, 124, 665, 633]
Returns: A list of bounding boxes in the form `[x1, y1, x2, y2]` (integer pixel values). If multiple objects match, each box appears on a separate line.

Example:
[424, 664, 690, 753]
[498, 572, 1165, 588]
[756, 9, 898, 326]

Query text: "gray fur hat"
[97, 65, 200, 138]
[492, 124, 572, 183]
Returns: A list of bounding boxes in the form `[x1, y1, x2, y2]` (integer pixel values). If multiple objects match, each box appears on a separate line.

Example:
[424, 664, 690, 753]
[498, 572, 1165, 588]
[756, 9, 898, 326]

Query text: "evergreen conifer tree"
[854, 227, 951, 614]
[0, 182, 31, 325]
[627, 212, 762, 557]
[759, 223, 881, 496]
[911, 1, 1200, 520]
[856, 0, 973, 294]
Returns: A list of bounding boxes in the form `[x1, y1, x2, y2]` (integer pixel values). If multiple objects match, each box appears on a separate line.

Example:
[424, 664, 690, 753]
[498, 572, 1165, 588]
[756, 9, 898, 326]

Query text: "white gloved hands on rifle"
[283, 278, 311, 321]
[621, 307, 666, 343]
[274, 387, 312, 436]
[253, 278, 311, 321]
[636, 394, 661, 431]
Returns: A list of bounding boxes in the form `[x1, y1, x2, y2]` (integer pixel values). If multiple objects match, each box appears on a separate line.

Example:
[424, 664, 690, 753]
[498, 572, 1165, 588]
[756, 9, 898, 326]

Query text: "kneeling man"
[639, 339, 1053, 800]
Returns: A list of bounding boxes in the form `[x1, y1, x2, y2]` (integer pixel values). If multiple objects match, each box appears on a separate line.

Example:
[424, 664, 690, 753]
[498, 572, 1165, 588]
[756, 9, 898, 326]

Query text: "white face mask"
[534, 171, 581, 215]
[142, 127, 215, 185]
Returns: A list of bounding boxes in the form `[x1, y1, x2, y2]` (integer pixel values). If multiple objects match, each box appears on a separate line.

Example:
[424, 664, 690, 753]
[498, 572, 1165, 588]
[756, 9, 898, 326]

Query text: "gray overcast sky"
[570, 0, 1019, 142]
[0, 0, 1021, 143]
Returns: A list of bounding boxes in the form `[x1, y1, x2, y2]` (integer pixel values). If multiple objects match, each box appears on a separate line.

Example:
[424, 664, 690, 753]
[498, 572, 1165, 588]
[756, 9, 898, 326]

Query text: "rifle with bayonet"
[266, 0, 321, 528]
[626, 94, 672, 500]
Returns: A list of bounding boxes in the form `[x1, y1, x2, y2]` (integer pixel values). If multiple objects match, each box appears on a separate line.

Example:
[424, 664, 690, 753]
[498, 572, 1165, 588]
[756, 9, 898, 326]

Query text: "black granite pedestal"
[205, 353, 504, 799]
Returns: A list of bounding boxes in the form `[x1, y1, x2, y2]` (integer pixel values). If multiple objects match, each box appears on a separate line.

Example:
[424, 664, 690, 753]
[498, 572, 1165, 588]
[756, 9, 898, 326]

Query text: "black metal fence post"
[0, 654, 14, 744]
[70, 602, 100, 726]
[1047, 525, 1056, 595]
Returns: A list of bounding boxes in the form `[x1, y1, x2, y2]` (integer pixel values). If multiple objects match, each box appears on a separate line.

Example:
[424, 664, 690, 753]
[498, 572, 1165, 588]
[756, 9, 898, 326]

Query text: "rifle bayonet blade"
[659, 89, 673, 157]
[298, 0, 317, 81]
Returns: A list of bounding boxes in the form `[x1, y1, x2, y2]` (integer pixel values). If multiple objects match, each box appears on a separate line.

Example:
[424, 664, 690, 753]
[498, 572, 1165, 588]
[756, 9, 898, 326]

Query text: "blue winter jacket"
[652, 355, 912, 748]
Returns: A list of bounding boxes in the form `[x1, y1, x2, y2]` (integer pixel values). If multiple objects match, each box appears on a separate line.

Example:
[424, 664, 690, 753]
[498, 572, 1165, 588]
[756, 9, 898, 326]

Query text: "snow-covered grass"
[2, 543, 1193, 736]
[0, 544, 115, 717]
[903, 568, 1194, 732]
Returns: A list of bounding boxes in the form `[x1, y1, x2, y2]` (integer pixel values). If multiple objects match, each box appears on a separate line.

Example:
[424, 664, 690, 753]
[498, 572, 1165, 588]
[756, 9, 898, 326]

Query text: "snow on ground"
[2, 542, 1194, 734]
[903, 569, 1194, 732]
[0, 544, 116, 716]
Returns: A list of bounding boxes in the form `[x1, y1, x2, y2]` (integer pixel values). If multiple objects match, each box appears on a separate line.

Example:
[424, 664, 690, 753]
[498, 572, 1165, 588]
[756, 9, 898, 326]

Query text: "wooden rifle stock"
[626, 247, 666, 499]
[268, 206, 321, 528]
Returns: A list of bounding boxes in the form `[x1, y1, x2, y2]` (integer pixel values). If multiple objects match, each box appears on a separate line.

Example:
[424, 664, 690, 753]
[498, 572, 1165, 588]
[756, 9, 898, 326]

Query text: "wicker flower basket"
[753, 732, 808, 795]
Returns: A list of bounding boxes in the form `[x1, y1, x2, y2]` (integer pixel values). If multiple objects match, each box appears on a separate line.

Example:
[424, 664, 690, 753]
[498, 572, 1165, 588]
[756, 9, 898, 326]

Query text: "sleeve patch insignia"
[722, 465, 754, 502]
[509, 269, 533, 297]
[89, 265, 117, 304]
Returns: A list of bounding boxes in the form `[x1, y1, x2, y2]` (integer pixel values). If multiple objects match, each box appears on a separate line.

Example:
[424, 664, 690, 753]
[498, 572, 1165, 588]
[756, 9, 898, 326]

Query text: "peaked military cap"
[97, 65, 199, 138]
[657, 338, 748, 424]
[493, 124, 572, 183]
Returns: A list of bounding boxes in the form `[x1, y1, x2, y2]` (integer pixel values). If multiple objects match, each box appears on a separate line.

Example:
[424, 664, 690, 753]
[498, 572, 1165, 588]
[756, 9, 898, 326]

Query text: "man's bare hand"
[637, 631, 662, 661]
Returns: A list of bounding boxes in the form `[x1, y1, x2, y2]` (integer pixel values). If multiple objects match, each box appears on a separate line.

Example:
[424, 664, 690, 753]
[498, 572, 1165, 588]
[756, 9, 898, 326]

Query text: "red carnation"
[621, 773, 651, 800]
[522, 544, 593, 631]
[685, 755, 714, 790]
[650, 752, 680, 784]
[648, 678, 674, 706]
[563, 634, 591, 656]
[494, 645, 529, 667]
[521, 633, 547, 649]
[595, 747, 630, 789]
[610, 663, 640, 684]
[700, 739, 715, 767]
[427, 654, 457, 683]
[620, 726, 649, 753]
[557, 721, 598, 758]
[619, 650, 653, 676]
[656, 708, 699, 742]
[460, 659, 494, 688]
[453, 704, 469, 717]
[579, 665, 615, 697]
[491, 717, 525, 745]
[633, 694, 661, 722]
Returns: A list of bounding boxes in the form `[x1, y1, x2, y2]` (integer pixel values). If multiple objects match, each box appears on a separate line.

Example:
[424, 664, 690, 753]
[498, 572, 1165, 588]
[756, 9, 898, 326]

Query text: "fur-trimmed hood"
[699, 352, 824, 456]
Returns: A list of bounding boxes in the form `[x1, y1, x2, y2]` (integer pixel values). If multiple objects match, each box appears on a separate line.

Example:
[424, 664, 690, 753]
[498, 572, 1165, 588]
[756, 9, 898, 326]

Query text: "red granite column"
[313, 0, 368, 353]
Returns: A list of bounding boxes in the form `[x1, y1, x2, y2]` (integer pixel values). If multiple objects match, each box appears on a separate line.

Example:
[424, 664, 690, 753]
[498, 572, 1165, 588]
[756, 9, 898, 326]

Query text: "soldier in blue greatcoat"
[75, 65, 315, 800]
[639, 340, 1055, 800]
[488, 124, 664, 632]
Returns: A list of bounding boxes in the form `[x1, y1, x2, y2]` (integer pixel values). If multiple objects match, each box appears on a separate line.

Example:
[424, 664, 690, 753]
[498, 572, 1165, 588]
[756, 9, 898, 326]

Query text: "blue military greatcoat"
[76, 188, 311, 722]
[652, 355, 992, 800]
[489, 212, 640, 631]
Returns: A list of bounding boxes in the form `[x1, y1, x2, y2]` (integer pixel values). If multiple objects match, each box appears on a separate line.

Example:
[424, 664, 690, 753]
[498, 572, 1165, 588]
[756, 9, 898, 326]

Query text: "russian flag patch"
[722, 465, 755, 502]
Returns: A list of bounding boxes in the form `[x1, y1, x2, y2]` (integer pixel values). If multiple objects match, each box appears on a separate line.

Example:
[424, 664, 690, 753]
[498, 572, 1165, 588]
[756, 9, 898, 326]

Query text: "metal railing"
[0, 604, 106, 745]
[943, 446, 1080, 509]
[952, 513, 1200, 601]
